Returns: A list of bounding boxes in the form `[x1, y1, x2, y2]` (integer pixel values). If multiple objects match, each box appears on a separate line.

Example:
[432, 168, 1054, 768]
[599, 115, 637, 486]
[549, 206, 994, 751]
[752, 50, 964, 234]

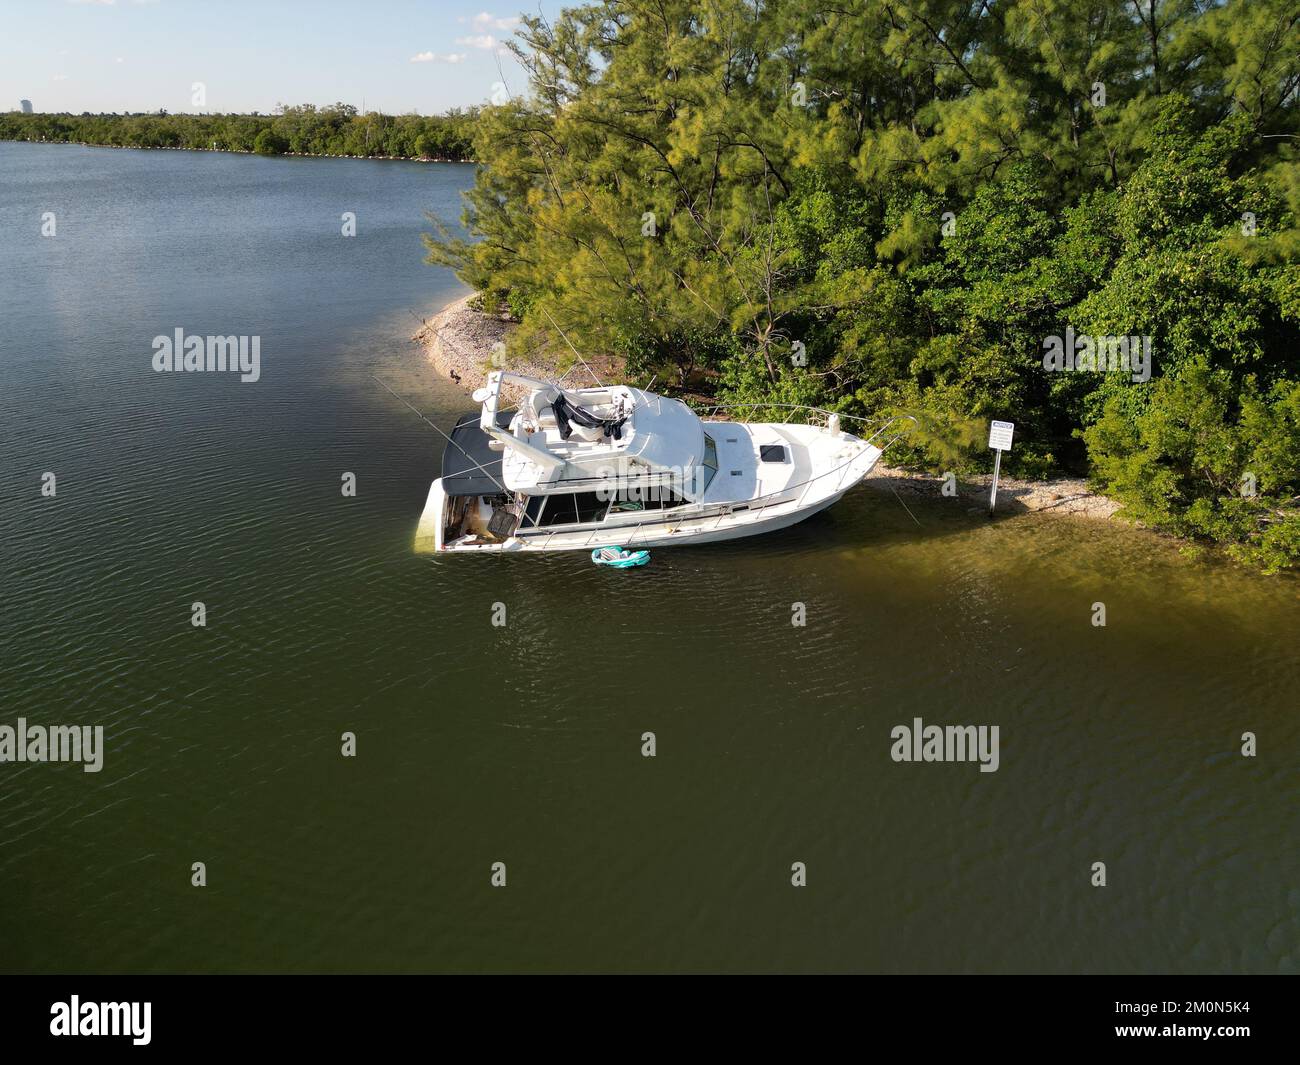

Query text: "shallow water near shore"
[1, 141, 1297, 973]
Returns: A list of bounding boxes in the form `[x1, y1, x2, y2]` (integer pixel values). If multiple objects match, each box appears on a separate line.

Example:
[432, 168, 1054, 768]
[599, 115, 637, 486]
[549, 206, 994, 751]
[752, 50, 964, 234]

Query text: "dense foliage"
[427, 0, 1299, 569]
[0, 104, 476, 160]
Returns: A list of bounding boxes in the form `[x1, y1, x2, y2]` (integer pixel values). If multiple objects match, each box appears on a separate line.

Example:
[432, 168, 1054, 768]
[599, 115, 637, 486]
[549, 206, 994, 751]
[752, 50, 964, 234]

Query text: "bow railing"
[532, 412, 917, 551]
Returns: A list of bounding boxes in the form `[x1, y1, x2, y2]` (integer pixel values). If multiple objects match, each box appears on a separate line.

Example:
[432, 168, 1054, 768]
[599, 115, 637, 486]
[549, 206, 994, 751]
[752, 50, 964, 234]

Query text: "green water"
[1, 143, 1296, 973]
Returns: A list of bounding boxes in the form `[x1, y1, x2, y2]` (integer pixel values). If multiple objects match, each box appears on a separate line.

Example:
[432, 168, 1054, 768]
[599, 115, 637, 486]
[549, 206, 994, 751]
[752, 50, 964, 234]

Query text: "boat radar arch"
[475, 371, 566, 474]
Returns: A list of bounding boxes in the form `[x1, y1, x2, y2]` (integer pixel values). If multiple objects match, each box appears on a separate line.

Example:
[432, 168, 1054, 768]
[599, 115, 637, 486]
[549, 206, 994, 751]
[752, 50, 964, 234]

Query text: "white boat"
[414, 371, 912, 553]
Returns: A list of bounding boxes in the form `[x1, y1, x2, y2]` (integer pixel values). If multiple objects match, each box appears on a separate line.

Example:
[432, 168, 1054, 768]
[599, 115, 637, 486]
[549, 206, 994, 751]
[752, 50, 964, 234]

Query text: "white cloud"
[53, 73, 70, 81]
[456, 34, 497, 50]
[409, 51, 466, 64]
[465, 12, 519, 32]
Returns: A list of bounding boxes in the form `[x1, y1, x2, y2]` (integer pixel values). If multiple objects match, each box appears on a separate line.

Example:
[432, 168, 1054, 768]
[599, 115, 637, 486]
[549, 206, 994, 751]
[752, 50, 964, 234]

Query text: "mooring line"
[889, 484, 923, 527]
[370, 373, 510, 496]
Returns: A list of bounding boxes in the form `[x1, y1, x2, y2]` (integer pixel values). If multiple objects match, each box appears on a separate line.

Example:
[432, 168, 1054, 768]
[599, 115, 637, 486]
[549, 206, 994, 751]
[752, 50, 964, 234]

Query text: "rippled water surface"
[1, 142, 1296, 973]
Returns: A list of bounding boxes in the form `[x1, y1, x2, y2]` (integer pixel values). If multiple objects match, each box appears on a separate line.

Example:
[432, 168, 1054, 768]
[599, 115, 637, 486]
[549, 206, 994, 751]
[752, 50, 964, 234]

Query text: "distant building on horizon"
[20, 99, 33, 114]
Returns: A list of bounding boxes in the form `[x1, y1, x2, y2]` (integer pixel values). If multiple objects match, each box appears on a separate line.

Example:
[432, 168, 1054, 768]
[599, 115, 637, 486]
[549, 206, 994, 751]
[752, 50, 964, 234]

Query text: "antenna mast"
[541, 306, 604, 389]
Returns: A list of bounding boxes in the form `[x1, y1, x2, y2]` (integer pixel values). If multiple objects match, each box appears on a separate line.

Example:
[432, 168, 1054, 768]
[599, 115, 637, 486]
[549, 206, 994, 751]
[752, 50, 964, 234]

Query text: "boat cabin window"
[697, 433, 719, 496]
[573, 492, 612, 523]
[522, 495, 546, 528]
[609, 486, 686, 514]
[536, 491, 611, 527]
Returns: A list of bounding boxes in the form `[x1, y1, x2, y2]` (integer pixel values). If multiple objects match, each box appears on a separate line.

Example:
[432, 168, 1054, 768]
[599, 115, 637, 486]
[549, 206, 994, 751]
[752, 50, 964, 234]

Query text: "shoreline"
[0, 138, 474, 163]
[412, 294, 1123, 521]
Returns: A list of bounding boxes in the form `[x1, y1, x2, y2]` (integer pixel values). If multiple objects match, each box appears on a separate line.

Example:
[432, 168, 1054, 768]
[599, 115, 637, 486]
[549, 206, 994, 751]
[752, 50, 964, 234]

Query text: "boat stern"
[414, 478, 448, 554]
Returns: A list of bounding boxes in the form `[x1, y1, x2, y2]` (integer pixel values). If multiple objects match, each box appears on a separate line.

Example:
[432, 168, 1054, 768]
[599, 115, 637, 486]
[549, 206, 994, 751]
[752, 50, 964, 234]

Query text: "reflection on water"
[0, 143, 1296, 973]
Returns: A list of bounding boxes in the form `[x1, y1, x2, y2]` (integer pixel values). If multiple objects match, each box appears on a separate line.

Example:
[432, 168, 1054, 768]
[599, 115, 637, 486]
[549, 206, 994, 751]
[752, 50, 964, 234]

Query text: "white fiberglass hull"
[415, 433, 884, 554]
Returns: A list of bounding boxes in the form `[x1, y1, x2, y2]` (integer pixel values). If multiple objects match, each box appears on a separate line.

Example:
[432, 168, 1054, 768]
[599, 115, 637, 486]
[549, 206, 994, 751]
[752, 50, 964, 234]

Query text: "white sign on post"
[988, 421, 1014, 514]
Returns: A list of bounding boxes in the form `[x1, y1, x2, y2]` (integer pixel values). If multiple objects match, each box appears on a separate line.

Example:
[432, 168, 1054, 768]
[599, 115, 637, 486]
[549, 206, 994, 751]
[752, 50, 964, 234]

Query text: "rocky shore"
[412, 294, 1123, 521]
[412, 294, 536, 401]
[868, 462, 1120, 519]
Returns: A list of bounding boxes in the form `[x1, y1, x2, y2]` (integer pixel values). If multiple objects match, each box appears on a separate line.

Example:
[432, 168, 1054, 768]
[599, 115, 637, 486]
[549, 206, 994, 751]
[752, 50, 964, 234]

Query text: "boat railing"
[693, 401, 890, 433]
[540, 413, 916, 551]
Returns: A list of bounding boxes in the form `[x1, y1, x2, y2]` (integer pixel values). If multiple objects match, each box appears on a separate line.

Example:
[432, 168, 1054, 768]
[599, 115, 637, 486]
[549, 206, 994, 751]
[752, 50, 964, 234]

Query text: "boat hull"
[512, 492, 844, 551]
[414, 486, 847, 553]
[416, 445, 880, 554]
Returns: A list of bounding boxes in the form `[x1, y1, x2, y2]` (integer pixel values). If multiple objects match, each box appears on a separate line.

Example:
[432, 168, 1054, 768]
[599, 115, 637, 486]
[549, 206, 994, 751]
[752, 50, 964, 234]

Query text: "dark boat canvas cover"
[441, 410, 513, 495]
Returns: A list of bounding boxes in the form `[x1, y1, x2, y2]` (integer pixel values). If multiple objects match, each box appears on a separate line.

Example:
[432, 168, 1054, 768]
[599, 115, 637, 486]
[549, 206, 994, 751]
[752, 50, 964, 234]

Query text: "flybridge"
[471, 371, 704, 493]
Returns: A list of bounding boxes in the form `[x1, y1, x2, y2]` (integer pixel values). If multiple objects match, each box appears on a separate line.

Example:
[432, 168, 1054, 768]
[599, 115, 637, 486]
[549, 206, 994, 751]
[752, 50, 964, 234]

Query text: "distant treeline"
[0, 103, 476, 160]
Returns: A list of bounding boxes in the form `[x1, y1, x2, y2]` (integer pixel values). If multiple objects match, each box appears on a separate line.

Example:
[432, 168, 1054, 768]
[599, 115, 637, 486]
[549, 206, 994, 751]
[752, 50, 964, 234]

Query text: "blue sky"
[2, 0, 549, 114]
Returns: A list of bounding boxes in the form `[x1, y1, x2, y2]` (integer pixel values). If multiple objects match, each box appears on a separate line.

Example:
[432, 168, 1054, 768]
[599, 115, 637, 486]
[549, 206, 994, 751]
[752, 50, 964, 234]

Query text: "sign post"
[988, 420, 1014, 514]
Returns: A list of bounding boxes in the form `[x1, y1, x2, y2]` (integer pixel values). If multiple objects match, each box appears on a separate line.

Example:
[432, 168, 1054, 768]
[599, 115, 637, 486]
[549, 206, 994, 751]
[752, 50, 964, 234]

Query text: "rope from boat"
[370, 374, 511, 496]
